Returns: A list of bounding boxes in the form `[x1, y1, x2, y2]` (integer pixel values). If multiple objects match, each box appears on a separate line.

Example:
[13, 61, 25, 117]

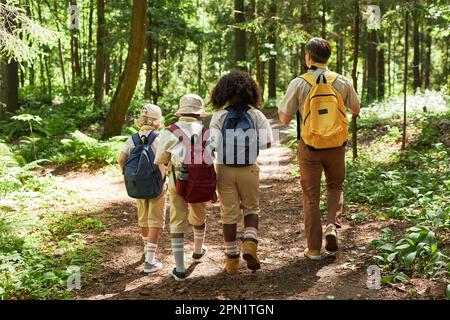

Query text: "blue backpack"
[124, 131, 164, 199]
[221, 106, 259, 166]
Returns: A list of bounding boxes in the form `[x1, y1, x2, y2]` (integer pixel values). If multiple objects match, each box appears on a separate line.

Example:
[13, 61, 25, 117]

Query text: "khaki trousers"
[298, 139, 345, 251]
[168, 171, 207, 234]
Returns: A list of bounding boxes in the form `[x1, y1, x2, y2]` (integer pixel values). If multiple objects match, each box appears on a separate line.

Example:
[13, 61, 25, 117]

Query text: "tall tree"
[367, 29, 377, 102]
[402, 9, 409, 150]
[377, 32, 385, 100]
[94, 0, 106, 107]
[104, 0, 148, 138]
[412, 4, 421, 91]
[0, 0, 19, 118]
[250, 0, 264, 99]
[69, 0, 81, 95]
[268, 0, 277, 100]
[351, 0, 360, 159]
[144, 12, 154, 100]
[234, 0, 246, 70]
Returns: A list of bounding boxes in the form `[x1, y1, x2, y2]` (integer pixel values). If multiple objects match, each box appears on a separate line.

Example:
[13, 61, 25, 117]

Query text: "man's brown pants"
[298, 139, 345, 251]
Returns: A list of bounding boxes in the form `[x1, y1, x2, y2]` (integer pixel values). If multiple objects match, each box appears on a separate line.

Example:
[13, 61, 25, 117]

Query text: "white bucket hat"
[175, 94, 208, 117]
[141, 103, 162, 120]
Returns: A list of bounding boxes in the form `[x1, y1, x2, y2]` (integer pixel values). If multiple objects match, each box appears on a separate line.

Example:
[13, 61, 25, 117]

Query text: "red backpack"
[167, 124, 216, 203]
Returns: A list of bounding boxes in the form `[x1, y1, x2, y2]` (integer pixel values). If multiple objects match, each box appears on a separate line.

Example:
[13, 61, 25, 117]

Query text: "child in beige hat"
[154, 93, 212, 281]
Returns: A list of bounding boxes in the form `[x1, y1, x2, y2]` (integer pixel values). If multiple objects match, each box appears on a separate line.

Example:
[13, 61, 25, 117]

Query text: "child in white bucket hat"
[155, 93, 213, 281]
[118, 103, 167, 274]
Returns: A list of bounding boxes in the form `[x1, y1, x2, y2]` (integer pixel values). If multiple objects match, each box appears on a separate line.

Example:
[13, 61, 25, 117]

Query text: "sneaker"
[325, 224, 338, 253]
[170, 268, 186, 281]
[304, 248, 322, 260]
[144, 259, 163, 273]
[192, 246, 208, 263]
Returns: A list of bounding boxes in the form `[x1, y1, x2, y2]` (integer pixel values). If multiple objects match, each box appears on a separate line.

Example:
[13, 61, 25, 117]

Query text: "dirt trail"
[47, 113, 442, 300]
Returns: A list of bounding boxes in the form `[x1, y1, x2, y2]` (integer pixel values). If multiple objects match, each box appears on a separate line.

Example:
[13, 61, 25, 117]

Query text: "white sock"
[244, 227, 258, 241]
[145, 243, 158, 264]
[225, 241, 238, 256]
[193, 226, 206, 255]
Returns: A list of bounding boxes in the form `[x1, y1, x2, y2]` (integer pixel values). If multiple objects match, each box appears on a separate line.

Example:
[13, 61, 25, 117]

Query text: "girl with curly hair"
[209, 71, 273, 274]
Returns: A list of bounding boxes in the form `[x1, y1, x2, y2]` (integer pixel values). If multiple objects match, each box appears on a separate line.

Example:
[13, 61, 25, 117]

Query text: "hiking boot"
[224, 254, 240, 274]
[170, 268, 186, 281]
[304, 248, 322, 260]
[242, 239, 261, 271]
[325, 224, 338, 253]
[192, 245, 208, 263]
[144, 259, 163, 273]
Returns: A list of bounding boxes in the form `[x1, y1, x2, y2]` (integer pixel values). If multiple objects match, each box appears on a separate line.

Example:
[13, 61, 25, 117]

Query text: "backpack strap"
[131, 133, 142, 146]
[325, 71, 339, 85]
[168, 124, 192, 147]
[300, 72, 316, 87]
[147, 130, 159, 145]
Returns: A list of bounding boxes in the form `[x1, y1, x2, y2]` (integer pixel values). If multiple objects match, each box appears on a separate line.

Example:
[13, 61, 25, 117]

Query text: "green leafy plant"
[11, 114, 42, 161]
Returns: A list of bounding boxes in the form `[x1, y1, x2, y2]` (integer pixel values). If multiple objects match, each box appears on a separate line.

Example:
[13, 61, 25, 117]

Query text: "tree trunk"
[321, 0, 326, 38]
[367, 29, 377, 102]
[153, 40, 160, 105]
[88, 0, 94, 87]
[0, 60, 19, 117]
[388, 29, 392, 96]
[234, 0, 246, 70]
[336, 34, 343, 74]
[105, 53, 110, 96]
[94, 0, 106, 107]
[402, 11, 409, 151]
[377, 32, 385, 100]
[251, 0, 263, 100]
[70, 0, 82, 95]
[144, 14, 154, 100]
[413, 7, 420, 91]
[351, 0, 360, 160]
[424, 21, 431, 89]
[104, 0, 148, 138]
[268, 0, 277, 100]
[197, 40, 203, 95]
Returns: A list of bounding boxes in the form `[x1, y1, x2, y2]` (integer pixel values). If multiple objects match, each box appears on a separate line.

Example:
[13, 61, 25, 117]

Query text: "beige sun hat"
[141, 103, 162, 119]
[175, 94, 208, 117]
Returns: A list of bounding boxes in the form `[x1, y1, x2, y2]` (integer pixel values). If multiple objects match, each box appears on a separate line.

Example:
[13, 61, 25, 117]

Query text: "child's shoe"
[242, 239, 261, 270]
[224, 254, 240, 274]
[170, 268, 186, 281]
[144, 259, 163, 273]
[303, 248, 322, 260]
[324, 224, 338, 253]
[192, 245, 208, 263]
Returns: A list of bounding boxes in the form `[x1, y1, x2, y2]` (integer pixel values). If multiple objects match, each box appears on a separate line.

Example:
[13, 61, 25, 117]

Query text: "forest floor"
[39, 110, 446, 300]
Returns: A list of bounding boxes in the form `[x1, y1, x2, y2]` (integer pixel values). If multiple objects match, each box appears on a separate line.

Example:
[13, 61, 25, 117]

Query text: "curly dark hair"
[210, 71, 261, 109]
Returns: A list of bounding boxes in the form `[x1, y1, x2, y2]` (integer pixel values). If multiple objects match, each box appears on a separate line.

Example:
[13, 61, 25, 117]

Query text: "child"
[209, 71, 273, 274]
[118, 103, 167, 273]
[154, 94, 210, 281]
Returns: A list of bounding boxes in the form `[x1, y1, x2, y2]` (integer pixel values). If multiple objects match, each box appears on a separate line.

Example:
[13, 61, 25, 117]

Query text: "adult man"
[278, 37, 360, 259]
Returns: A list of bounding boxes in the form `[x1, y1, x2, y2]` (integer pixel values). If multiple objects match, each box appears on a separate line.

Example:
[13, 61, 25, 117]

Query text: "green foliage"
[60, 130, 124, 164]
[0, 143, 103, 299]
[372, 225, 448, 280]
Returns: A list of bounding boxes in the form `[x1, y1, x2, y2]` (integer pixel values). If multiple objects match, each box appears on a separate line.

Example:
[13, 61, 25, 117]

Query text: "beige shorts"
[216, 164, 260, 224]
[136, 185, 167, 228]
[168, 171, 207, 234]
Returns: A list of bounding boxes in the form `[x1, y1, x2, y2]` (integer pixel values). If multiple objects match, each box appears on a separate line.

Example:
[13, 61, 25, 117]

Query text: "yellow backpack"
[299, 71, 349, 149]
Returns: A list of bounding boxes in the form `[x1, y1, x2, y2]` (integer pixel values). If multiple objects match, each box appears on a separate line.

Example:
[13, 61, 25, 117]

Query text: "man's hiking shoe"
[144, 259, 163, 273]
[242, 239, 261, 271]
[325, 224, 338, 253]
[170, 268, 186, 281]
[192, 246, 208, 262]
[304, 248, 322, 260]
[224, 254, 240, 274]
